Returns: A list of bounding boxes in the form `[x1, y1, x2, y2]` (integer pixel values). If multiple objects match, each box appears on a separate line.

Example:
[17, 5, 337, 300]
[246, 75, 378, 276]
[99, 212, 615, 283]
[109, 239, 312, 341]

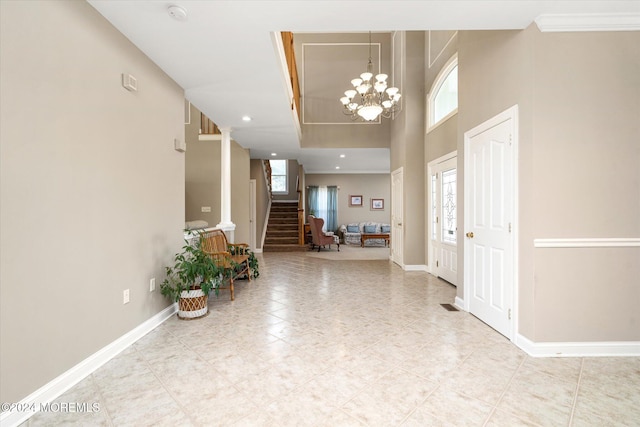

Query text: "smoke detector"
[167, 5, 187, 21]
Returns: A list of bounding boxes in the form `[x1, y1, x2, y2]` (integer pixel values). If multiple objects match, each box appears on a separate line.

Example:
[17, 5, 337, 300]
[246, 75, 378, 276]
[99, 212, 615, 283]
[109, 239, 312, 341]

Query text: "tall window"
[271, 159, 287, 193]
[307, 185, 338, 232]
[427, 53, 458, 131]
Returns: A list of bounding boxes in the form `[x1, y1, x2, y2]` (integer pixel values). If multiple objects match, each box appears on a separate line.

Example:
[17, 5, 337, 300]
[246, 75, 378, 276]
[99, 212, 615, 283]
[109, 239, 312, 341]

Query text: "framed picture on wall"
[349, 195, 363, 207]
[371, 198, 384, 210]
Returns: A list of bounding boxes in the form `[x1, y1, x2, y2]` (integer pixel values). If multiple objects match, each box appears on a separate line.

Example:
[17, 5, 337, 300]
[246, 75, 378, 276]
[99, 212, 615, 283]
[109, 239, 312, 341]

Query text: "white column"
[216, 127, 236, 242]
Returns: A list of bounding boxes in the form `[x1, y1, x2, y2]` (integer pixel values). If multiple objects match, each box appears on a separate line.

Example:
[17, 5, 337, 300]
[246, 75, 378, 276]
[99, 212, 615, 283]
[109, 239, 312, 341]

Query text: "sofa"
[339, 222, 391, 246]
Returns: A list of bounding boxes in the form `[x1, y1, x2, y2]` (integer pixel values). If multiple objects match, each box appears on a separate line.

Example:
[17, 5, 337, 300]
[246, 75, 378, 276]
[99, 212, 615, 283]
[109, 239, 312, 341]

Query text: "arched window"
[427, 53, 458, 131]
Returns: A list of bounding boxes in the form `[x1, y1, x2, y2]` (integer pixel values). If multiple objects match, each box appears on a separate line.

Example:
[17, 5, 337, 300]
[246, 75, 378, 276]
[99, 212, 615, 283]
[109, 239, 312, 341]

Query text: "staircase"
[263, 202, 307, 252]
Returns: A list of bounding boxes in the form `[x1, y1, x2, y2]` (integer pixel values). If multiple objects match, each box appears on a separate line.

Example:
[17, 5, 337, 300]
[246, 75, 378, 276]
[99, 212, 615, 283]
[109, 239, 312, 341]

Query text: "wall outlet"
[123, 289, 130, 304]
[150, 278, 156, 292]
[201, 206, 211, 213]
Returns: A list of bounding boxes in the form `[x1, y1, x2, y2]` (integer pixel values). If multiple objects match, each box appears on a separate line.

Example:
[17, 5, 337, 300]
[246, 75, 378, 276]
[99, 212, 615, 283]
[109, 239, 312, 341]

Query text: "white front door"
[391, 167, 404, 266]
[464, 106, 517, 339]
[429, 154, 458, 285]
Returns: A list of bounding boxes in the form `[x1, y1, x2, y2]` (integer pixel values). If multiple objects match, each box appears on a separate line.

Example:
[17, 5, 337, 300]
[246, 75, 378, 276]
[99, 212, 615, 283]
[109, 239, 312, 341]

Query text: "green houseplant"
[161, 239, 223, 319]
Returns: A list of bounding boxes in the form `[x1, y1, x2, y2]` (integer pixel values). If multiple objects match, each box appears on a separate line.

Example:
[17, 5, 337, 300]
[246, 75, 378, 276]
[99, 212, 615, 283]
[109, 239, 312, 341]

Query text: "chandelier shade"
[339, 32, 401, 121]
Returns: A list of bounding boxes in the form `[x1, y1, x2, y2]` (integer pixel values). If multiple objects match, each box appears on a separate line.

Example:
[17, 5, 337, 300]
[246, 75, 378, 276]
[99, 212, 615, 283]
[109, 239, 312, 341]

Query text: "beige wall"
[304, 174, 390, 230]
[250, 159, 270, 250]
[458, 28, 535, 334]
[185, 105, 220, 226]
[295, 33, 391, 149]
[529, 29, 640, 341]
[231, 143, 251, 244]
[184, 105, 251, 243]
[390, 32, 426, 266]
[459, 27, 640, 342]
[0, 0, 185, 404]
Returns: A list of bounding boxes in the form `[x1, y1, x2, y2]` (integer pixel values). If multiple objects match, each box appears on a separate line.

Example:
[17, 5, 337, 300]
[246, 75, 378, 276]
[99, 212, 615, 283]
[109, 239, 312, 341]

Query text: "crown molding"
[535, 13, 640, 32]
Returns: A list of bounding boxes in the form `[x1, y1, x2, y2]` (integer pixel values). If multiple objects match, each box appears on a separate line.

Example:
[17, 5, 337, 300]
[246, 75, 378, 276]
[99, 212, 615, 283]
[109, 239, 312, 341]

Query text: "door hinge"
[436, 216, 439, 223]
[509, 222, 512, 233]
[509, 134, 512, 145]
[436, 260, 439, 267]
[508, 309, 512, 320]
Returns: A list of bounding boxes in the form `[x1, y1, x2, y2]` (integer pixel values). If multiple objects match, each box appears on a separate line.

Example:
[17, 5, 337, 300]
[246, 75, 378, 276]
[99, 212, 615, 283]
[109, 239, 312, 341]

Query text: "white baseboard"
[403, 264, 428, 272]
[0, 304, 178, 427]
[253, 248, 263, 253]
[516, 334, 640, 357]
[454, 296, 465, 311]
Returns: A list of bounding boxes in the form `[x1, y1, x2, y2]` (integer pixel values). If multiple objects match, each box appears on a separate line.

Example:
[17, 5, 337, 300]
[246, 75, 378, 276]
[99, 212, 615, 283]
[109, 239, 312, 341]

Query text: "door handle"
[466, 232, 474, 238]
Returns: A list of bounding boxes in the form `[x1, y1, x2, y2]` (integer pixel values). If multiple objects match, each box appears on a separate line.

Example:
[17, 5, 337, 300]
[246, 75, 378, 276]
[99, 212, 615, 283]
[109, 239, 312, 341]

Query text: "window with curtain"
[307, 185, 338, 232]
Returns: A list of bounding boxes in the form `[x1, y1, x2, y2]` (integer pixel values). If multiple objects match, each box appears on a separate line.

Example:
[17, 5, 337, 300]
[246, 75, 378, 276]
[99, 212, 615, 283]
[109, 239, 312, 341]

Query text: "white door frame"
[391, 167, 404, 267]
[249, 179, 257, 251]
[427, 151, 457, 283]
[463, 105, 519, 341]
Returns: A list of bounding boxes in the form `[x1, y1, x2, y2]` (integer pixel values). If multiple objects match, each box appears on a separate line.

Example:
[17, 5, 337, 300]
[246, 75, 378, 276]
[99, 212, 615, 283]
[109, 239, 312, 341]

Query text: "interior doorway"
[463, 105, 518, 339]
[428, 152, 458, 286]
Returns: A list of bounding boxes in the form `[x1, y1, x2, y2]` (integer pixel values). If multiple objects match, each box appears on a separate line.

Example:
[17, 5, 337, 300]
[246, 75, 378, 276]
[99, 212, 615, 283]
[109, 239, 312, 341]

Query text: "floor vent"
[440, 303, 459, 311]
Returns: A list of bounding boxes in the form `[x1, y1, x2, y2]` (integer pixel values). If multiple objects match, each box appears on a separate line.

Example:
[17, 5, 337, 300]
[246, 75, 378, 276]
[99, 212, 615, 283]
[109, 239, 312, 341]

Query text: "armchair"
[308, 215, 340, 252]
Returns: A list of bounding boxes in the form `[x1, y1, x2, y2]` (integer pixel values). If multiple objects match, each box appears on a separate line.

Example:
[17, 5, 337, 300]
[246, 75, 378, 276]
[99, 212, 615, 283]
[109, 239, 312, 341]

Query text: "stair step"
[263, 244, 309, 252]
[265, 236, 299, 244]
[267, 230, 298, 237]
[269, 219, 298, 225]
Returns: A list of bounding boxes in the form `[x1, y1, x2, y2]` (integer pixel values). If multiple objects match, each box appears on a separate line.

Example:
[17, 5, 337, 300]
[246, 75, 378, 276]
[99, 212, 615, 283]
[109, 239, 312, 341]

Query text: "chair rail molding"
[533, 238, 640, 248]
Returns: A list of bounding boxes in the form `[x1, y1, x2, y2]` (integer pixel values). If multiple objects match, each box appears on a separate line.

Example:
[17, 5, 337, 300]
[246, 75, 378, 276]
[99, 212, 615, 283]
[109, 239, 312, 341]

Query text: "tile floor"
[24, 252, 640, 426]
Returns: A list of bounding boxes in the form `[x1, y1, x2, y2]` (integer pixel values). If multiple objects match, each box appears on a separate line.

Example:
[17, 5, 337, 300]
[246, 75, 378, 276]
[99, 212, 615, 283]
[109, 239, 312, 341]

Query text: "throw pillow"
[346, 225, 359, 233]
[381, 225, 391, 233]
[364, 225, 376, 233]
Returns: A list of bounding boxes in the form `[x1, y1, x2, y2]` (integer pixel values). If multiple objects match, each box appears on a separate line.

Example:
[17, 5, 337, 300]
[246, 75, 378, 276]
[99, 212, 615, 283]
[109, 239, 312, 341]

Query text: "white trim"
[454, 296, 465, 311]
[198, 134, 222, 141]
[535, 13, 640, 32]
[426, 151, 458, 284]
[0, 304, 177, 427]
[426, 109, 457, 134]
[516, 334, 640, 357]
[534, 238, 640, 248]
[261, 198, 272, 250]
[403, 264, 428, 272]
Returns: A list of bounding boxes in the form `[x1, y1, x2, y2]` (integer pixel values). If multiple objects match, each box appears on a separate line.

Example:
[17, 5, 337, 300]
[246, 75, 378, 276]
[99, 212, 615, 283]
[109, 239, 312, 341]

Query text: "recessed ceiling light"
[335, 166, 340, 169]
[242, 116, 252, 122]
[271, 153, 277, 156]
[340, 154, 346, 158]
[167, 5, 188, 21]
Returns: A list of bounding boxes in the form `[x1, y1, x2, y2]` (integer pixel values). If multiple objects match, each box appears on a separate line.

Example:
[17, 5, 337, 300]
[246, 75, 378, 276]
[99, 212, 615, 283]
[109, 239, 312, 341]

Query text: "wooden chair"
[308, 215, 340, 252]
[199, 229, 251, 301]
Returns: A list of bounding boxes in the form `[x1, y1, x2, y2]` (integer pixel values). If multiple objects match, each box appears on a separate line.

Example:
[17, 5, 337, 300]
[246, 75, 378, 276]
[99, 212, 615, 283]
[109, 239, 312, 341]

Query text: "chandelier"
[339, 32, 401, 121]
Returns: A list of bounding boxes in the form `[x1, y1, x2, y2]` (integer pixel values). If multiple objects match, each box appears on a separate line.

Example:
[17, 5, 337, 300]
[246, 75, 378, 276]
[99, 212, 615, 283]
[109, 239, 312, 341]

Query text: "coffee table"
[361, 233, 390, 247]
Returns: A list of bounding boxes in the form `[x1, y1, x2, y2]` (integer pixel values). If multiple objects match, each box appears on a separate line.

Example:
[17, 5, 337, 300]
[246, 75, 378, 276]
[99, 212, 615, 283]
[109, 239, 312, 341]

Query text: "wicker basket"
[178, 288, 208, 319]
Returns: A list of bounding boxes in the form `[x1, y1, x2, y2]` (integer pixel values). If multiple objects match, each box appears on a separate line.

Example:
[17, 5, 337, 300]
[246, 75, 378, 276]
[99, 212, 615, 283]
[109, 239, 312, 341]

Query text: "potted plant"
[161, 239, 223, 319]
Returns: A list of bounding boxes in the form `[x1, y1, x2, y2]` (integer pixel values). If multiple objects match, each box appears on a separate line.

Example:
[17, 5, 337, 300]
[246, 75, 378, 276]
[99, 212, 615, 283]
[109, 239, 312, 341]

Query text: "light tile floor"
[24, 252, 640, 426]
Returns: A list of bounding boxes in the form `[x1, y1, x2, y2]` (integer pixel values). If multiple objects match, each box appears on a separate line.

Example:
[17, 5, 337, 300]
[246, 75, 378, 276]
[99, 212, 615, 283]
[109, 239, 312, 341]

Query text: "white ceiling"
[87, 1, 639, 173]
